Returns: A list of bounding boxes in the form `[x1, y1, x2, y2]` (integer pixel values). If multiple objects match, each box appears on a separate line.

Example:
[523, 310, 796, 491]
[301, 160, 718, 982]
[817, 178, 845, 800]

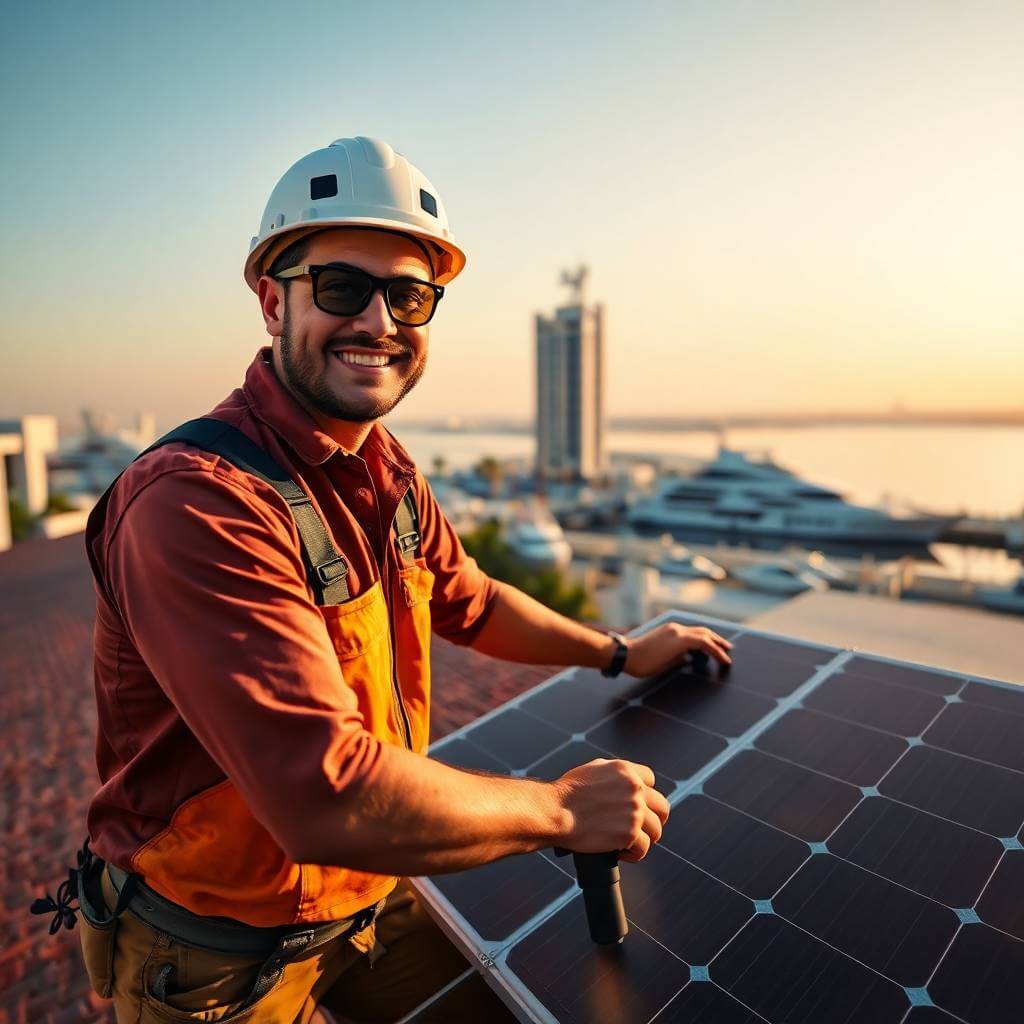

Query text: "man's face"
[266, 228, 433, 423]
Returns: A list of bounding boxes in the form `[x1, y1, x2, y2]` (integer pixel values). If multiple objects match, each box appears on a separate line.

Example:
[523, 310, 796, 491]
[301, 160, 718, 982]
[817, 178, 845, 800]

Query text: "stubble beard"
[279, 300, 426, 422]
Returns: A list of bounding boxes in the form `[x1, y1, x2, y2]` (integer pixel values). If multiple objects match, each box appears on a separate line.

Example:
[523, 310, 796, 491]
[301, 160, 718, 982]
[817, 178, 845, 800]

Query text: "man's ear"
[256, 276, 285, 338]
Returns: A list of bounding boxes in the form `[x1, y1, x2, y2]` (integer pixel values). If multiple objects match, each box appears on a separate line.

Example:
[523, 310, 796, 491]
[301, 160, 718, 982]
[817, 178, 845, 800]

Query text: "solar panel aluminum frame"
[409, 609, 1024, 1024]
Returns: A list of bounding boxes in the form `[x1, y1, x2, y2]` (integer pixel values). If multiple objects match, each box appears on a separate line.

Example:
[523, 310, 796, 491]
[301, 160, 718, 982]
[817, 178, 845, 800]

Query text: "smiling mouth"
[331, 349, 407, 369]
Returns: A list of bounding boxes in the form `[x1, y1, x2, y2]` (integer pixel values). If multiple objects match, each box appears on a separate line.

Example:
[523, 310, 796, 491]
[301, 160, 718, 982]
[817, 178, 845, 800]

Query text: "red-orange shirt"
[86, 347, 498, 923]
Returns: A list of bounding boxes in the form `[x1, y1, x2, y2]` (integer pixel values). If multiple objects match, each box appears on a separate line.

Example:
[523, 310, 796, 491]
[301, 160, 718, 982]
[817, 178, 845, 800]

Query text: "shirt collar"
[242, 347, 415, 478]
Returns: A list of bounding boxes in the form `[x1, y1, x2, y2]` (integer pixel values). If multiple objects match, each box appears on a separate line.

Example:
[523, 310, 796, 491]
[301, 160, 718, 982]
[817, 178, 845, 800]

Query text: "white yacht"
[732, 561, 829, 597]
[628, 447, 952, 545]
[974, 574, 1024, 616]
[506, 511, 573, 571]
[656, 543, 727, 582]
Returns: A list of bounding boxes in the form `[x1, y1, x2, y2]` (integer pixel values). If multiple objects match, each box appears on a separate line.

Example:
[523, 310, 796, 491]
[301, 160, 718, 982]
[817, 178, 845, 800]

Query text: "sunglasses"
[274, 263, 444, 326]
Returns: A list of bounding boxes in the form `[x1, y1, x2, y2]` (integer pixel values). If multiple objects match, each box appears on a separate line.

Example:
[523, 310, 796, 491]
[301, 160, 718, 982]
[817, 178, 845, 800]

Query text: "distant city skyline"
[2, 2, 1022, 428]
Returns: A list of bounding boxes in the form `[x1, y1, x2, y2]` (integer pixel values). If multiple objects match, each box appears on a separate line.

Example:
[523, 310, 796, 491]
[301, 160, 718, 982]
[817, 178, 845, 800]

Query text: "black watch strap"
[601, 630, 629, 678]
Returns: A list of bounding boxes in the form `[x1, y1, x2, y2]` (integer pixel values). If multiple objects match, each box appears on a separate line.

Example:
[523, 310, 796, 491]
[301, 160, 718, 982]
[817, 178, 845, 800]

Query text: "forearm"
[295, 741, 569, 876]
[470, 580, 617, 670]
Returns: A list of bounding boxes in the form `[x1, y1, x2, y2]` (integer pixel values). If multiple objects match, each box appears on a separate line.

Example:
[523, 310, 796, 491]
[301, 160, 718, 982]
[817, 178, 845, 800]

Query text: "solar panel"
[413, 610, 1024, 1024]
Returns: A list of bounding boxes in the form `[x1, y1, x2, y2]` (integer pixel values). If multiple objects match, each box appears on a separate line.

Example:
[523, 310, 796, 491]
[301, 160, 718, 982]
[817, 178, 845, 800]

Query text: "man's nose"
[349, 289, 397, 338]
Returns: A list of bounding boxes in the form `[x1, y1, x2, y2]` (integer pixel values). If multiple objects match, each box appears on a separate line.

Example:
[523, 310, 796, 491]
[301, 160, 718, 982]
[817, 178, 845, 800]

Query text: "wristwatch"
[601, 630, 630, 678]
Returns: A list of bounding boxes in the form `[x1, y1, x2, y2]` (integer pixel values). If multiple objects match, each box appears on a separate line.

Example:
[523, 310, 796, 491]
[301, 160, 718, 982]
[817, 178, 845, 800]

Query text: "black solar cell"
[586, 705, 727, 781]
[703, 748, 861, 841]
[878, 743, 1024, 837]
[660, 793, 809, 899]
[804, 670, 947, 736]
[754, 707, 908, 786]
[923, 700, 1024, 773]
[710, 914, 909, 1023]
[621, 844, 754, 964]
[975, 851, 1024, 940]
[463, 708, 570, 769]
[651, 983, 764, 1023]
[828, 797, 1004, 907]
[644, 671, 777, 737]
[928, 923, 1024, 1024]
[430, 852, 573, 944]
[772, 854, 959, 987]
[505, 895, 691, 1024]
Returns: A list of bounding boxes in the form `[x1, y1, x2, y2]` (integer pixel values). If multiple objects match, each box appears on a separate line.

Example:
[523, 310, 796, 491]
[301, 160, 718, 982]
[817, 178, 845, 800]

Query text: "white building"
[535, 266, 606, 483]
[0, 416, 59, 551]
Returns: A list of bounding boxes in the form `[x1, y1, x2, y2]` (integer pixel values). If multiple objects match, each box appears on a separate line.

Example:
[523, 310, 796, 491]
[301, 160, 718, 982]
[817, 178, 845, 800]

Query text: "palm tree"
[475, 456, 504, 497]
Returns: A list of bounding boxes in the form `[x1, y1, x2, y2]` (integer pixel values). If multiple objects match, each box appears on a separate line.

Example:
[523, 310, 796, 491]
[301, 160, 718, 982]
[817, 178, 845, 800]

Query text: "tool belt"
[31, 838, 381, 953]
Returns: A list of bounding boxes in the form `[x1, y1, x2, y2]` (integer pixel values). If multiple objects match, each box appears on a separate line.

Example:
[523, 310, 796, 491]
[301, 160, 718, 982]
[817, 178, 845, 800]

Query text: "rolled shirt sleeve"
[413, 471, 499, 647]
[104, 466, 385, 855]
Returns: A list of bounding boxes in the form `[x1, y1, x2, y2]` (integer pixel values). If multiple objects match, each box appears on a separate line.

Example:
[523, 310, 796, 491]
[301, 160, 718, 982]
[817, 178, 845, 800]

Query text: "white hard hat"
[244, 136, 466, 291]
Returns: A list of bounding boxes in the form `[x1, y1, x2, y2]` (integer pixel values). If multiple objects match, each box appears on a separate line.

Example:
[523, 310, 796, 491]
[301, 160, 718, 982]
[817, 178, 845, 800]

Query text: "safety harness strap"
[394, 486, 421, 565]
[86, 416, 351, 605]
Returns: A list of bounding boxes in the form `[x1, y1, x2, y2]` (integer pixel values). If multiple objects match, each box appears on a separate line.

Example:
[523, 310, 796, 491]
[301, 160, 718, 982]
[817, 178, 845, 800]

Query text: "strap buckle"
[315, 557, 349, 585]
[397, 531, 420, 555]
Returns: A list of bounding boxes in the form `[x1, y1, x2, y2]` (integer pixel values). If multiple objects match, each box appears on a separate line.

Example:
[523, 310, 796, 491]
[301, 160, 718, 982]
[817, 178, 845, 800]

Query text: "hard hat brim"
[244, 217, 466, 292]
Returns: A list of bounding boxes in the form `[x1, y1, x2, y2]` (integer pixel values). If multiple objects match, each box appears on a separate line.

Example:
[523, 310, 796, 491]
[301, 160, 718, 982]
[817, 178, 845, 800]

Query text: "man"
[75, 137, 732, 1022]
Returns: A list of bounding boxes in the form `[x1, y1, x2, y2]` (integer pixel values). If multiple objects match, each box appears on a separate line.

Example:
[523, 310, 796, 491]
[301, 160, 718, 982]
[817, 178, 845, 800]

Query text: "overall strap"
[87, 417, 350, 605]
[394, 487, 421, 566]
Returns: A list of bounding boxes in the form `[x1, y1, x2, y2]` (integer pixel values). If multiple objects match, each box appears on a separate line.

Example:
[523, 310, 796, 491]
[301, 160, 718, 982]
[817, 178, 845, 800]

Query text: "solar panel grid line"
[417, 613, 1024, 1023]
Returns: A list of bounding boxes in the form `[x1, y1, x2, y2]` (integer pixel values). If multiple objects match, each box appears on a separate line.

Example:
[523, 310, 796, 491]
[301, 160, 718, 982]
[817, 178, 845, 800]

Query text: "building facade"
[535, 267, 606, 482]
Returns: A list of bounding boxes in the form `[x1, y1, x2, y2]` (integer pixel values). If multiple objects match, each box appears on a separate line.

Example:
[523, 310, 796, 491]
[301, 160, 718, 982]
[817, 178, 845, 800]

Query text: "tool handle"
[553, 848, 628, 945]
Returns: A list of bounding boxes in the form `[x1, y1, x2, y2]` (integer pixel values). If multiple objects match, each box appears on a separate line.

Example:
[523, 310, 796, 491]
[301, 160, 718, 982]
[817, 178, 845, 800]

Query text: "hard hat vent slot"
[419, 189, 438, 217]
[311, 174, 339, 201]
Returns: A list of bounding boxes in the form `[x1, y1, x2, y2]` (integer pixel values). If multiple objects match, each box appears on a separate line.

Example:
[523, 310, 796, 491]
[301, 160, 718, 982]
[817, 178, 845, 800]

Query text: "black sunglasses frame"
[274, 263, 445, 326]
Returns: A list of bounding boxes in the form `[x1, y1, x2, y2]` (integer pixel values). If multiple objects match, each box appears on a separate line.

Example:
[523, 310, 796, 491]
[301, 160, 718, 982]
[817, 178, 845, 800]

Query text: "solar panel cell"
[804, 671, 947, 736]
[842, 656, 963, 696]
[651, 981, 765, 1023]
[959, 679, 1024, 715]
[878, 744, 1024, 837]
[623, 844, 754, 964]
[506, 895, 691, 1024]
[772, 854, 959, 987]
[828, 797, 1004, 907]
[728, 634, 837, 670]
[518, 671, 630, 733]
[928, 923, 1024, 1024]
[707, 651, 821, 699]
[586, 705, 727, 781]
[923, 700, 1024, 773]
[463, 709, 570, 770]
[644, 672, 777, 738]
[903, 1008, 962, 1023]
[433, 737, 510, 774]
[975, 852, 1024, 940]
[525, 740, 674, 796]
[754, 707, 908, 786]
[710, 914, 909, 1023]
[431, 852, 573, 944]
[703, 749, 861, 841]
[661, 794, 810, 899]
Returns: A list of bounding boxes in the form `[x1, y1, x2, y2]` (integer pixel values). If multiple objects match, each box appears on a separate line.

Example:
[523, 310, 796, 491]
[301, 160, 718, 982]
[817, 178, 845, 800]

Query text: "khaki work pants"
[80, 869, 512, 1023]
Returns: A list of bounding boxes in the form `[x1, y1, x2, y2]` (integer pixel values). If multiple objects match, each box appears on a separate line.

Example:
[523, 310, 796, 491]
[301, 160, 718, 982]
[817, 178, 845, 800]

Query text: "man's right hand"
[551, 758, 670, 863]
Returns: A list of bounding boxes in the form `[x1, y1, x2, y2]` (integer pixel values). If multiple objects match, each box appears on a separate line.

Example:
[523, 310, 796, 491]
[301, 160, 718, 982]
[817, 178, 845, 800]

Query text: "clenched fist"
[552, 758, 670, 863]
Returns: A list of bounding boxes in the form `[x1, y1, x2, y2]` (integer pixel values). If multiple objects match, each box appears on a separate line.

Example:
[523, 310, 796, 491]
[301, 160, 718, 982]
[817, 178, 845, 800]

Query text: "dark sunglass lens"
[316, 268, 373, 314]
[387, 281, 436, 325]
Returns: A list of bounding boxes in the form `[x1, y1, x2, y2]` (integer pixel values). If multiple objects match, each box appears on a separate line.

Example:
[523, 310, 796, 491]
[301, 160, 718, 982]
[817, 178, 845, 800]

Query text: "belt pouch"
[77, 858, 118, 999]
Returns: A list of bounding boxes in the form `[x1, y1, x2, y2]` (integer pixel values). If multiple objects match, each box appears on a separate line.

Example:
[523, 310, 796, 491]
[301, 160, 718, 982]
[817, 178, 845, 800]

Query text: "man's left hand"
[624, 623, 733, 678]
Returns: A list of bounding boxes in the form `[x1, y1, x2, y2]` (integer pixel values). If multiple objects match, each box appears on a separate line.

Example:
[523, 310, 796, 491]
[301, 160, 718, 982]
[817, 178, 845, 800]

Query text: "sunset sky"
[2, 1, 1022, 431]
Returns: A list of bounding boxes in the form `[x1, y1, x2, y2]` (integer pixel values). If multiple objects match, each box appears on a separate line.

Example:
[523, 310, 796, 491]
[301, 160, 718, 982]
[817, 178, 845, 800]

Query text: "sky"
[2, 0, 1022, 432]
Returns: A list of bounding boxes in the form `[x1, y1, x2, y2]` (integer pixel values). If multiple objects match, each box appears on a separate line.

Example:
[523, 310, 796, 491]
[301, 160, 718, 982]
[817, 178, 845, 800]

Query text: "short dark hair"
[267, 233, 316, 280]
